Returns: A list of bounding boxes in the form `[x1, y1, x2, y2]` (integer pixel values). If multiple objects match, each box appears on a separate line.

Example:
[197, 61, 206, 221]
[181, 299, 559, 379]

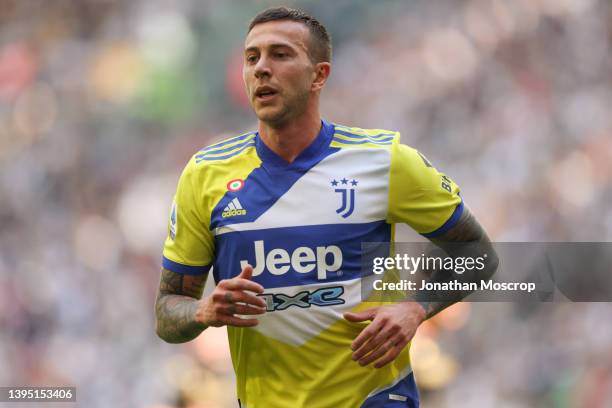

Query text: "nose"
[254, 56, 271, 79]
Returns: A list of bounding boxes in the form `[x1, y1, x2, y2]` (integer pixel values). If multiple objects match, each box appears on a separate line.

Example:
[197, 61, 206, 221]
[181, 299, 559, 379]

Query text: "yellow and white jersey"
[162, 120, 462, 408]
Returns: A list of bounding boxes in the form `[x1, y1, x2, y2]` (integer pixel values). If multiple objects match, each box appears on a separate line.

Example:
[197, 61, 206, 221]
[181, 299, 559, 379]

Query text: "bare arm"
[155, 268, 207, 343]
[416, 205, 499, 319]
[155, 265, 267, 344]
[345, 205, 498, 367]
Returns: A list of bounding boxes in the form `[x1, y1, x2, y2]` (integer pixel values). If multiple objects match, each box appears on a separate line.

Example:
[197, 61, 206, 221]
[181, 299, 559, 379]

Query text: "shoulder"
[182, 131, 261, 177]
[330, 123, 401, 150]
[193, 131, 258, 164]
[177, 130, 260, 191]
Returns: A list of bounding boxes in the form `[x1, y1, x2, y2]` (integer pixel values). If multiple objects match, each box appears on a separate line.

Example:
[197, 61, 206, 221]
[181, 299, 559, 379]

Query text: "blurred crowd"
[1, 0, 611, 407]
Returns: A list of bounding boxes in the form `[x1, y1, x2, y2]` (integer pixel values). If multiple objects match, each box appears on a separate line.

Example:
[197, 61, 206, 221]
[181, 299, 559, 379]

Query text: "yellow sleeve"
[387, 142, 463, 237]
[162, 157, 214, 275]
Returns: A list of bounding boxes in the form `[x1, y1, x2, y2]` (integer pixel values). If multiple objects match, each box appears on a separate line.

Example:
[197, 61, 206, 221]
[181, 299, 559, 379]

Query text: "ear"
[311, 62, 331, 92]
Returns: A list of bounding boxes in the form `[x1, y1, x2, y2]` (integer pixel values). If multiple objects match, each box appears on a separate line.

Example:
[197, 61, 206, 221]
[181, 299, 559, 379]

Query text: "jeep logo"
[240, 240, 343, 280]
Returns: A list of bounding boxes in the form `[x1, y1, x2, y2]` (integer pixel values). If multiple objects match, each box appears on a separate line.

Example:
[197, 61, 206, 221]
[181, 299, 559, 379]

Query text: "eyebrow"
[244, 43, 295, 54]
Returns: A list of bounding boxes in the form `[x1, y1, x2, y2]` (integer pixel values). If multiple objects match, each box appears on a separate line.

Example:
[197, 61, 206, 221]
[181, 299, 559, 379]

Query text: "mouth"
[255, 86, 279, 102]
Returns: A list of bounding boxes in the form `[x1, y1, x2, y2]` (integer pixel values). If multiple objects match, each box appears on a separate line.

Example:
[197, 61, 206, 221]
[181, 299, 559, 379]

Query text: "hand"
[196, 264, 266, 327]
[343, 302, 426, 368]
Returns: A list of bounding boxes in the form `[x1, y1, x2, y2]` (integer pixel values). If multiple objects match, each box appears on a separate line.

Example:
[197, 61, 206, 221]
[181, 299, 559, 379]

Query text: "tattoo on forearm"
[433, 206, 482, 242]
[155, 268, 207, 343]
[416, 206, 499, 319]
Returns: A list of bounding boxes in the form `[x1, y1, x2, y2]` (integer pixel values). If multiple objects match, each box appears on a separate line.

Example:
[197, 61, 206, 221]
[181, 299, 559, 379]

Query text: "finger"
[351, 318, 383, 352]
[228, 290, 267, 308]
[372, 334, 409, 368]
[213, 290, 266, 309]
[360, 323, 398, 352]
[352, 337, 377, 361]
[358, 340, 394, 366]
[220, 314, 259, 327]
[343, 307, 378, 323]
[352, 326, 394, 360]
[373, 343, 405, 369]
[238, 264, 253, 280]
[224, 278, 264, 293]
[220, 303, 266, 316]
[214, 291, 267, 308]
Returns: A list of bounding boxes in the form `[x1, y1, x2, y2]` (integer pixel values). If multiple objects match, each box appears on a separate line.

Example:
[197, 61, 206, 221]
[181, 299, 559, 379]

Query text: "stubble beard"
[256, 89, 310, 129]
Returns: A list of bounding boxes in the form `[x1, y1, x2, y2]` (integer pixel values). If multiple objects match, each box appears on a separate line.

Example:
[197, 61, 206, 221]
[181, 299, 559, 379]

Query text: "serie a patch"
[169, 200, 178, 240]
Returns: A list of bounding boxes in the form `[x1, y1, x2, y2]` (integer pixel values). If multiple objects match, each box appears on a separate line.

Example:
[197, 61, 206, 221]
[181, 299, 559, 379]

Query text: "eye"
[275, 52, 287, 58]
[246, 55, 258, 64]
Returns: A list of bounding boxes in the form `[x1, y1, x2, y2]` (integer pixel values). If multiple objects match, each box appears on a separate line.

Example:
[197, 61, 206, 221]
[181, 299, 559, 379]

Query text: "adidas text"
[222, 197, 247, 218]
[222, 209, 246, 217]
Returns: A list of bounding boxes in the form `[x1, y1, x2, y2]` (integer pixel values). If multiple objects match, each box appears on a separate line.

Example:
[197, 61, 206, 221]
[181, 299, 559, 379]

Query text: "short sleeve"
[387, 142, 463, 237]
[162, 159, 214, 275]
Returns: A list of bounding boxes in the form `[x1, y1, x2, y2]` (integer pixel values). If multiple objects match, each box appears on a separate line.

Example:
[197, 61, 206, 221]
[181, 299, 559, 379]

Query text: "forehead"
[244, 20, 310, 51]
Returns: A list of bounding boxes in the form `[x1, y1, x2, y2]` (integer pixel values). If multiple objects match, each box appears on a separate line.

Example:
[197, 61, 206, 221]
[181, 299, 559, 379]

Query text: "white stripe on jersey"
[250, 277, 365, 346]
[215, 148, 391, 236]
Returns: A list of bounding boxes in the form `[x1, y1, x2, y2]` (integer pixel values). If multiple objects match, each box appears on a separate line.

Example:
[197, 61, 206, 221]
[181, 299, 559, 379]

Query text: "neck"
[258, 110, 322, 163]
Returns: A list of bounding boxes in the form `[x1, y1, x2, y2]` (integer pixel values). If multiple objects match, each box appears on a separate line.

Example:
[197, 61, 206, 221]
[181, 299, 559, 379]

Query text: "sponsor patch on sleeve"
[169, 199, 178, 240]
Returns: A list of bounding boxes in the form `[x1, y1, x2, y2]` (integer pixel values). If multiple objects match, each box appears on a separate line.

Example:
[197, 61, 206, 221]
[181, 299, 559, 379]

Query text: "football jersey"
[162, 120, 462, 408]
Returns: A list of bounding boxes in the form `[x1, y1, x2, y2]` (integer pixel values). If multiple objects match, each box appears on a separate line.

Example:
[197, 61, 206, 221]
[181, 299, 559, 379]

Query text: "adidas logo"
[222, 198, 247, 218]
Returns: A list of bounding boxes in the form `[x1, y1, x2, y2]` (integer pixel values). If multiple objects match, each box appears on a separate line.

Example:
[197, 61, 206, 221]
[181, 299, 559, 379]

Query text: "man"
[155, 7, 497, 408]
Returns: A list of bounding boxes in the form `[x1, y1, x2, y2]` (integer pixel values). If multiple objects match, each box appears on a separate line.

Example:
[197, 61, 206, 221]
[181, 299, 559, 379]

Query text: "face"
[243, 20, 322, 126]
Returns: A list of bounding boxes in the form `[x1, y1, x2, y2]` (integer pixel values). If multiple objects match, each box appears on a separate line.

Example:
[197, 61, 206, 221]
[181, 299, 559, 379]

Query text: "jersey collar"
[255, 119, 335, 172]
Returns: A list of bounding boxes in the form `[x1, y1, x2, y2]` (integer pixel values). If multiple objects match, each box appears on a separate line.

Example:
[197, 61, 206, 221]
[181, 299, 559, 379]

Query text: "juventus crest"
[331, 178, 358, 218]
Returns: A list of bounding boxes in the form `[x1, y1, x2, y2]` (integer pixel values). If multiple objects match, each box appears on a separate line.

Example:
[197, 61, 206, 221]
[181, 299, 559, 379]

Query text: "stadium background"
[1, 0, 611, 406]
